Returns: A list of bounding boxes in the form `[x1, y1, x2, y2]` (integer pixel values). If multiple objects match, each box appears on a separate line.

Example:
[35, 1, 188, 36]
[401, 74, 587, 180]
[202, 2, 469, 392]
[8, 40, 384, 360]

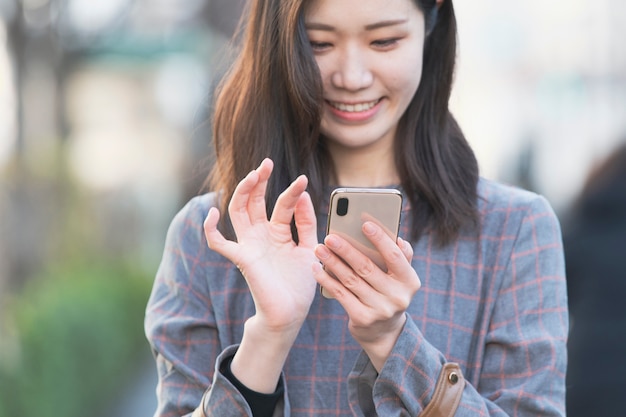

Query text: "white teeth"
[331, 99, 379, 112]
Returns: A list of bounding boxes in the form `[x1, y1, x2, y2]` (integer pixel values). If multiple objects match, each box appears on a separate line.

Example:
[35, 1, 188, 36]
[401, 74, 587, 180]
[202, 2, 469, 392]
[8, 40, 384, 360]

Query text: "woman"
[145, 0, 568, 415]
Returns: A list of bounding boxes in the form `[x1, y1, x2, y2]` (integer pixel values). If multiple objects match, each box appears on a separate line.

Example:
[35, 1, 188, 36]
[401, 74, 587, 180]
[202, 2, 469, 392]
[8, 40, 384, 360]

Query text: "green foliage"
[0, 260, 153, 417]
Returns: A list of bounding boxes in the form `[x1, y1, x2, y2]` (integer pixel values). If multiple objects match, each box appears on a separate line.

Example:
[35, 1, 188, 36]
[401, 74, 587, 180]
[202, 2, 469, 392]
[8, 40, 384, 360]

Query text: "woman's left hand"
[313, 221, 421, 372]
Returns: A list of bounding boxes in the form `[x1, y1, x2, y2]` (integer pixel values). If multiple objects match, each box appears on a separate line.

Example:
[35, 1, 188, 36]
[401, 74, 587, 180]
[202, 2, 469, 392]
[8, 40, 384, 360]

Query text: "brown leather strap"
[421, 363, 465, 417]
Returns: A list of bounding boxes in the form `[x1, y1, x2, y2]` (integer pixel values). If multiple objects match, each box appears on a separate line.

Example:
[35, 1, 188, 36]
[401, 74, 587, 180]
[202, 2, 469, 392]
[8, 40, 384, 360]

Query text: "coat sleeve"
[347, 195, 569, 416]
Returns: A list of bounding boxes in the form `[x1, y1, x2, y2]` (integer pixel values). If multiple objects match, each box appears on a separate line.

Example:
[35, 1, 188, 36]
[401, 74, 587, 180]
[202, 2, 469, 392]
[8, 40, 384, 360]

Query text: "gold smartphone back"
[321, 188, 403, 298]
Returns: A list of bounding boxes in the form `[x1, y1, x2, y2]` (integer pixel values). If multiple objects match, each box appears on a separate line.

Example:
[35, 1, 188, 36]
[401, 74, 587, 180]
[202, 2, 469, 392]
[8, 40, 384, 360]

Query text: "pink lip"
[326, 99, 383, 122]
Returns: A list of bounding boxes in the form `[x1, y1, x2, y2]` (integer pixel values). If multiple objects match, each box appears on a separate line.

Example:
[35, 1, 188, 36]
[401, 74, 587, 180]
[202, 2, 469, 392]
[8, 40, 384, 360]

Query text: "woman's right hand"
[203, 158, 319, 393]
[203, 158, 319, 336]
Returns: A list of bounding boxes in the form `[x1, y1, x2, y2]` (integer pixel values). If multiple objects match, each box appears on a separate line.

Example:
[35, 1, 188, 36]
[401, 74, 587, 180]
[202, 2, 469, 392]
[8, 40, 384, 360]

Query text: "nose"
[330, 46, 374, 91]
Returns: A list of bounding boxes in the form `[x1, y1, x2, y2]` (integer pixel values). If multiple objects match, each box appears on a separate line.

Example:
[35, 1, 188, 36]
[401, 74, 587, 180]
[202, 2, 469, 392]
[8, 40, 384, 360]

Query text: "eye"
[309, 41, 332, 52]
[371, 38, 401, 50]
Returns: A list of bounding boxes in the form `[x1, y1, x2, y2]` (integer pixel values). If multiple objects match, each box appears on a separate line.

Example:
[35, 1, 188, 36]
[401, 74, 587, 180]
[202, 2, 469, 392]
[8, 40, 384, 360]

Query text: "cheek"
[314, 57, 333, 92]
[384, 58, 423, 100]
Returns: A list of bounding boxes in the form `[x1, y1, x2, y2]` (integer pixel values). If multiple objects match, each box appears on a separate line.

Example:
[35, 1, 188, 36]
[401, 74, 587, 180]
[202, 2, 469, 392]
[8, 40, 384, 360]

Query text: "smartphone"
[321, 188, 403, 298]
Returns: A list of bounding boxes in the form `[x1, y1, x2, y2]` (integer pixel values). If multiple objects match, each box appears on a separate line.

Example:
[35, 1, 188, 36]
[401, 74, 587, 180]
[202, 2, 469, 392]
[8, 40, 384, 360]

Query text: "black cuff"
[220, 355, 284, 417]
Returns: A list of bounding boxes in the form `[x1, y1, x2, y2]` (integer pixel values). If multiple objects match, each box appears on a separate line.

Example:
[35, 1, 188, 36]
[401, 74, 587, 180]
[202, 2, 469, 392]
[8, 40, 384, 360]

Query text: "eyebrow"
[305, 19, 408, 31]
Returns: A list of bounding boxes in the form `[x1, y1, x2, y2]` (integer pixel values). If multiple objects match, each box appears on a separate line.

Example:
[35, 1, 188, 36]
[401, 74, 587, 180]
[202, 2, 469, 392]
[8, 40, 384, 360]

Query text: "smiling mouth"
[328, 99, 381, 113]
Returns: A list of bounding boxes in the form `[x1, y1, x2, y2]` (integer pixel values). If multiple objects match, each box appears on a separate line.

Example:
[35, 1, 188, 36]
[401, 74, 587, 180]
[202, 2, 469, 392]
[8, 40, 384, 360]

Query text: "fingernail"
[325, 235, 339, 249]
[316, 245, 330, 259]
[312, 262, 323, 273]
[363, 222, 376, 235]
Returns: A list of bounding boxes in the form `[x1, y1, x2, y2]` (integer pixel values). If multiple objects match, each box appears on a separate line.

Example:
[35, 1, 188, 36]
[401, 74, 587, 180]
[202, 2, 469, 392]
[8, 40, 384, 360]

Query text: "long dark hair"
[207, 0, 479, 246]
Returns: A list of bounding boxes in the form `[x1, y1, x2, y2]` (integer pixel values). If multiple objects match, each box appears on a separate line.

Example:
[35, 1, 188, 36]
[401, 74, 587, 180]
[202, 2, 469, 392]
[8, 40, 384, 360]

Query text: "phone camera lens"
[337, 197, 349, 216]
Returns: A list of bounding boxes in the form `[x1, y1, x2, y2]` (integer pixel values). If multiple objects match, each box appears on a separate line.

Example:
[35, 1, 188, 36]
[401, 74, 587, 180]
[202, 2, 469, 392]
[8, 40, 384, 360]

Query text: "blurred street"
[106, 354, 158, 417]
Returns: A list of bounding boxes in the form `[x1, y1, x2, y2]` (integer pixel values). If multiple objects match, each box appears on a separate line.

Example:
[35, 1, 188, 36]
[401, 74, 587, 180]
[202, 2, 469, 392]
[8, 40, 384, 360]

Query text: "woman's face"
[305, 0, 425, 154]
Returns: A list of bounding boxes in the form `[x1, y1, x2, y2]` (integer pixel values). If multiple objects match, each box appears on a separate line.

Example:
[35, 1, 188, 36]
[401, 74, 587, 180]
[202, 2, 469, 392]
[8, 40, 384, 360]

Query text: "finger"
[294, 191, 318, 248]
[204, 207, 241, 261]
[312, 261, 362, 306]
[270, 175, 308, 226]
[362, 221, 409, 276]
[313, 262, 375, 326]
[396, 237, 414, 262]
[315, 240, 379, 305]
[228, 169, 260, 230]
[246, 158, 273, 223]
[363, 223, 421, 294]
[318, 224, 400, 298]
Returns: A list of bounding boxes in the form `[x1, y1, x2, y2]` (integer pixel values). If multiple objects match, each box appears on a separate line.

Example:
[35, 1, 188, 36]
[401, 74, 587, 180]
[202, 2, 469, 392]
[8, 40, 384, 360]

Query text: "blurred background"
[0, 0, 624, 416]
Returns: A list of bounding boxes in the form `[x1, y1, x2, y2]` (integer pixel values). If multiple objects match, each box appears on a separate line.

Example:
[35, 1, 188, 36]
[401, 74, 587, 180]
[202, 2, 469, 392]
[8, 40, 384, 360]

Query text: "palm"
[233, 220, 318, 327]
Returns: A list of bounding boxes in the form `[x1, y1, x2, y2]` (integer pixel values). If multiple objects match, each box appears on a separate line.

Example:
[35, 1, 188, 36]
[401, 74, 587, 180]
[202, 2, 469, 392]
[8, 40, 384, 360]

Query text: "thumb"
[204, 207, 240, 261]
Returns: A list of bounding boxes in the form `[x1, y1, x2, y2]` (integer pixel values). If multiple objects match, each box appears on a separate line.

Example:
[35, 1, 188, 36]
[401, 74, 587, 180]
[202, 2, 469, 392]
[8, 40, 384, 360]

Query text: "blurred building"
[452, 0, 626, 213]
[0, 0, 244, 291]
